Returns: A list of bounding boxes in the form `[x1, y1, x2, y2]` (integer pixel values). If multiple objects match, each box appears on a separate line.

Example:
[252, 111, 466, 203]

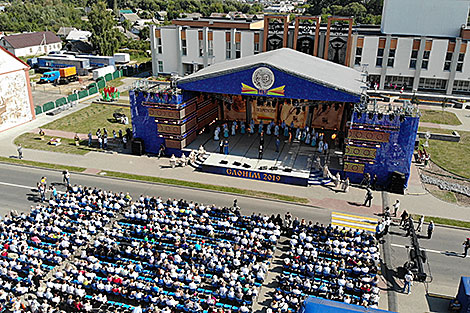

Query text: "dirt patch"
[418, 162, 470, 206]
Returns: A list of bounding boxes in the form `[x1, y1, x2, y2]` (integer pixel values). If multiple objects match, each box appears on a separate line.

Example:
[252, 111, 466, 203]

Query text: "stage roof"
[177, 48, 364, 102]
[301, 296, 394, 313]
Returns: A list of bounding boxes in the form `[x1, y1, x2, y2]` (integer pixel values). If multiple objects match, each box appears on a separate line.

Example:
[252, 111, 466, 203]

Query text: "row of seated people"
[271, 220, 381, 312]
[0, 185, 130, 312]
[37, 195, 280, 313]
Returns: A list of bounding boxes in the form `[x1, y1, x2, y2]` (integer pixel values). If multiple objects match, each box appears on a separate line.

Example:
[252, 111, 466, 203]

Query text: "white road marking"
[391, 243, 442, 254]
[0, 181, 36, 190]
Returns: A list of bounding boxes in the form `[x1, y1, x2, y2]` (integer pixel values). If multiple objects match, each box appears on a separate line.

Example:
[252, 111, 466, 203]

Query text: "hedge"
[104, 73, 113, 82]
[97, 79, 106, 89]
[35, 106, 43, 115]
[68, 93, 78, 102]
[88, 86, 98, 95]
[112, 70, 120, 79]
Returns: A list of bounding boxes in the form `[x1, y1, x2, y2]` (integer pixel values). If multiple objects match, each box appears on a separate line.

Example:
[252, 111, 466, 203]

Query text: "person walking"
[342, 177, 350, 193]
[363, 188, 373, 207]
[103, 135, 108, 150]
[416, 215, 424, 232]
[258, 144, 264, 159]
[98, 136, 103, 149]
[400, 209, 409, 227]
[403, 271, 413, 294]
[17, 144, 23, 159]
[88, 132, 92, 147]
[63, 170, 70, 186]
[427, 221, 434, 239]
[393, 200, 400, 217]
[463, 238, 470, 257]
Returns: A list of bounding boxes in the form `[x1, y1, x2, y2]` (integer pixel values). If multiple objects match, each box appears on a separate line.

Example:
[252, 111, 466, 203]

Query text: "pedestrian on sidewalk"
[88, 131, 92, 147]
[393, 200, 400, 217]
[375, 221, 383, 240]
[463, 238, 470, 257]
[416, 215, 424, 232]
[363, 188, 373, 207]
[122, 136, 127, 149]
[342, 177, 350, 193]
[427, 221, 434, 239]
[17, 144, 23, 159]
[403, 270, 413, 294]
[383, 216, 391, 236]
[113, 130, 117, 140]
[405, 216, 414, 237]
[98, 136, 103, 149]
[103, 135, 108, 150]
[400, 210, 408, 227]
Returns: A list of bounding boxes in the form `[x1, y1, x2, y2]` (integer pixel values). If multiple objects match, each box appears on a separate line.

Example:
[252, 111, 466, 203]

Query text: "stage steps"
[308, 169, 332, 186]
[190, 153, 209, 169]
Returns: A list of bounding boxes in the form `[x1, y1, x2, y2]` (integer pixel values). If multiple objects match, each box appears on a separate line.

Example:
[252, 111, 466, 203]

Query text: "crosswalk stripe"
[331, 211, 377, 233]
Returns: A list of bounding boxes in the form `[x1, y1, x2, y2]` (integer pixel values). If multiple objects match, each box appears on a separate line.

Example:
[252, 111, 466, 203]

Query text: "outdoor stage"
[185, 131, 342, 186]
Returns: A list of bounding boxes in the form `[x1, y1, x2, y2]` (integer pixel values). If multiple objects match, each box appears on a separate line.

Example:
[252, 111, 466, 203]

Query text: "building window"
[384, 76, 413, 89]
[355, 47, 363, 66]
[457, 53, 465, 72]
[410, 49, 419, 69]
[30, 48, 33, 53]
[418, 78, 447, 90]
[198, 39, 203, 57]
[235, 42, 241, 59]
[181, 39, 187, 56]
[254, 42, 260, 54]
[458, 53, 465, 62]
[387, 49, 396, 67]
[376, 48, 384, 67]
[158, 60, 163, 72]
[409, 59, 417, 69]
[208, 40, 213, 57]
[226, 41, 231, 59]
[457, 63, 463, 72]
[421, 50, 430, 69]
[453, 80, 470, 93]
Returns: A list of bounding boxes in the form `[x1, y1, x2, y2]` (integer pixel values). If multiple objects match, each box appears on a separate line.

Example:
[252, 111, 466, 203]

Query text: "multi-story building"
[150, 0, 470, 95]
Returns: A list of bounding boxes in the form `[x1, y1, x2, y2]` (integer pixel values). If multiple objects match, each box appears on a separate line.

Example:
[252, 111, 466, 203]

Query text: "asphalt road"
[0, 162, 468, 308]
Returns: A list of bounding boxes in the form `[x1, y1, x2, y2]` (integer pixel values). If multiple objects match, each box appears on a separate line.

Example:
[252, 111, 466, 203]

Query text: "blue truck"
[39, 71, 60, 83]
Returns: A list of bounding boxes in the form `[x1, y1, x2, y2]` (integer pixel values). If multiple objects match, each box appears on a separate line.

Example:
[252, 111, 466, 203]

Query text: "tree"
[340, 2, 367, 18]
[88, 1, 122, 55]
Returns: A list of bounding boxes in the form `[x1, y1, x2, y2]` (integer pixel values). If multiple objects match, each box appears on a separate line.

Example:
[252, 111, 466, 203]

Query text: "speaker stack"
[389, 171, 405, 194]
[131, 138, 145, 156]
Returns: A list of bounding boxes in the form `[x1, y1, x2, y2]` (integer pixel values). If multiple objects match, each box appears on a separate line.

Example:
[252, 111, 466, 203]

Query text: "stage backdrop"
[279, 99, 308, 128]
[223, 95, 246, 121]
[311, 102, 345, 130]
[251, 98, 278, 124]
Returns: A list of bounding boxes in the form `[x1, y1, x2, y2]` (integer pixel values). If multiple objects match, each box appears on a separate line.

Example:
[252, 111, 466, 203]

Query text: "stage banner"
[279, 100, 308, 128]
[311, 102, 345, 130]
[345, 145, 377, 159]
[348, 129, 390, 142]
[251, 98, 278, 123]
[223, 95, 246, 121]
[344, 162, 365, 174]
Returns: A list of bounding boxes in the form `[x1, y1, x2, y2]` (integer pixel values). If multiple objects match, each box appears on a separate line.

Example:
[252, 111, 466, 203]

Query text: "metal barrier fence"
[36, 69, 124, 115]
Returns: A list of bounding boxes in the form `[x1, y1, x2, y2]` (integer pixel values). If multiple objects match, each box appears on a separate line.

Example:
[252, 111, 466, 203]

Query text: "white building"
[151, 0, 470, 95]
[150, 17, 264, 76]
[0, 31, 62, 57]
[0, 47, 35, 132]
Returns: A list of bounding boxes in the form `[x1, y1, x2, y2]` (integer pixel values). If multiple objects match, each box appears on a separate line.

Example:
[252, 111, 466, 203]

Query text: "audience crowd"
[0, 182, 381, 313]
[267, 215, 381, 313]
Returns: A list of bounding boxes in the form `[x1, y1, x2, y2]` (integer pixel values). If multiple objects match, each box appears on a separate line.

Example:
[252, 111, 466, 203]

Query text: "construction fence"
[36, 69, 124, 115]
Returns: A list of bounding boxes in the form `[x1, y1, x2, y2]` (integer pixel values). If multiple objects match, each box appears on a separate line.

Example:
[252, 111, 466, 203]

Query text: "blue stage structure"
[130, 48, 419, 191]
[300, 296, 393, 313]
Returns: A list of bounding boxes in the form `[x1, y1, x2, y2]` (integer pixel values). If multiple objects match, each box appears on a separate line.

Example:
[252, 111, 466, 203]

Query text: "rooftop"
[3, 31, 61, 49]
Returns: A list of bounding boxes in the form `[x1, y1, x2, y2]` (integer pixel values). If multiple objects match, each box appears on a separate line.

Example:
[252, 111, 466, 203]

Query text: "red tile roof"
[4, 31, 61, 49]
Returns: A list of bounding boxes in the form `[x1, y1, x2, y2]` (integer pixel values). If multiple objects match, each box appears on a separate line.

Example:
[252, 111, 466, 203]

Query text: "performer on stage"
[275, 136, 281, 152]
[295, 128, 301, 141]
[219, 140, 224, 154]
[318, 140, 324, 153]
[305, 132, 311, 145]
[240, 121, 246, 134]
[223, 124, 229, 138]
[284, 126, 289, 137]
[224, 140, 229, 155]
[266, 121, 272, 135]
[231, 122, 236, 136]
[214, 127, 220, 141]
[274, 124, 280, 137]
[311, 134, 316, 147]
[250, 120, 255, 134]
[258, 120, 264, 134]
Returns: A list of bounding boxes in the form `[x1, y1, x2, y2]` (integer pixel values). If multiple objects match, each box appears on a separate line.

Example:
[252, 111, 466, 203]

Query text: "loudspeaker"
[242, 163, 251, 168]
[389, 171, 405, 194]
[131, 139, 144, 156]
[284, 168, 292, 172]
[259, 166, 268, 170]
[270, 166, 278, 171]
[233, 161, 242, 166]
[220, 160, 228, 165]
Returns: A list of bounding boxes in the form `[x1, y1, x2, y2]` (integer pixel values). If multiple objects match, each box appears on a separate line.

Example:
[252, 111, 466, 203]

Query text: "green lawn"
[0, 156, 86, 172]
[41, 103, 131, 134]
[14, 133, 101, 155]
[419, 130, 470, 178]
[104, 77, 125, 88]
[428, 188, 458, 204]
[412, 214, 470, 229]
[420, 109, 462, 125]
[418, 127, 455, 135]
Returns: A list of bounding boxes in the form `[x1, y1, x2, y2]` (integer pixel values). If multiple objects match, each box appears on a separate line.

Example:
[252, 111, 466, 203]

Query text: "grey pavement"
[419, 105, 470, 132]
